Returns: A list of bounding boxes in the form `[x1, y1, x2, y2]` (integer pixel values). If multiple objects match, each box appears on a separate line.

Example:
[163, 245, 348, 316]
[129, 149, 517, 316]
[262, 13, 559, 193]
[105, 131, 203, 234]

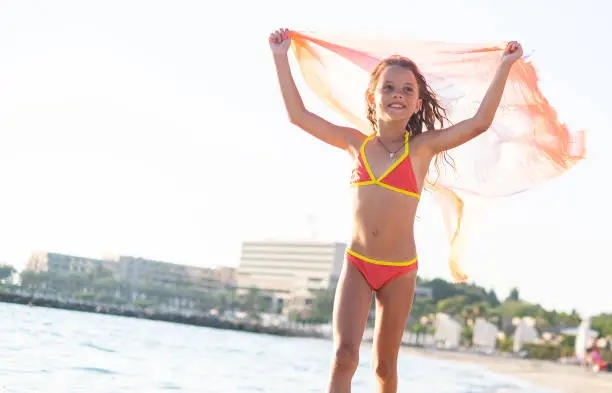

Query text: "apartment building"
[26, 251, 236, 292]
[237, 240, 346, 308]
[118, 256, 235, 292]
[26, 252, 119, 276]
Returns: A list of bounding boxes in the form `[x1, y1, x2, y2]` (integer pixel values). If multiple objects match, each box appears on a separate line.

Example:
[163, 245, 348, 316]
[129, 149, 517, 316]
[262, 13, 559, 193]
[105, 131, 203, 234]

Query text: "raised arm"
[420, 41, 523, 155]
[269, 28, 363, 151]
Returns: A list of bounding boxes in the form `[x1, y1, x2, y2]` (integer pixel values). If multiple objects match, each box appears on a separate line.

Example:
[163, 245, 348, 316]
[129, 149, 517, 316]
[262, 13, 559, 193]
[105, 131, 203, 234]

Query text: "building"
[414, 285, 433, 298]
[117, 256, 235, 292]
[26, 251, 235, 293]
[26, 251, 119, 276]
[237, 240, 346, 308]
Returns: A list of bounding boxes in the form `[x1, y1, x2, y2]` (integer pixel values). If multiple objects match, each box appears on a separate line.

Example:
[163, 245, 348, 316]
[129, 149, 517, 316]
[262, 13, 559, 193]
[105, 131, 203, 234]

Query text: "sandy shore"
[402, 347, 612, 393]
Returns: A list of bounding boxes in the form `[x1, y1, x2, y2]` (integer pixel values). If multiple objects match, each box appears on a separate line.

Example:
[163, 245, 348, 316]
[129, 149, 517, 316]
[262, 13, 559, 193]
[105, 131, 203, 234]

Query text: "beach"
[402, 347, 612, 393]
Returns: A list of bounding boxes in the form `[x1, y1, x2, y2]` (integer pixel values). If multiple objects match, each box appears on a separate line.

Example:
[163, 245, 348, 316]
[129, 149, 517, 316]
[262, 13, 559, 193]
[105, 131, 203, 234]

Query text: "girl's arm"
[420, 41, 523, 155]
[270, 28, 363, 151]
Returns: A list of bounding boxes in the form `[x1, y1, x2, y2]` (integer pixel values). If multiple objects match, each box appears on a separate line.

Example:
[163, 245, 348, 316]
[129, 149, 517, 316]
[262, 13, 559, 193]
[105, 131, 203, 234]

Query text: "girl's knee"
[333, 343, 360, 373]
[373, 357, 397, 381]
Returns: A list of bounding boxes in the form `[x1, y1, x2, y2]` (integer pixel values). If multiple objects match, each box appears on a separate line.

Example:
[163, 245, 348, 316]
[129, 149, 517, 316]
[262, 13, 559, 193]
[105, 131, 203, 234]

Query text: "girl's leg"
[327, 259, 373, 393]
[371, 270, 418, 393]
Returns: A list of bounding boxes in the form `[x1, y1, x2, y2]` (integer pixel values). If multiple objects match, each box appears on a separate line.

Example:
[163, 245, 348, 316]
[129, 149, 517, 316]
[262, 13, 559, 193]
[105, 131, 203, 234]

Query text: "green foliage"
[133, 299, 157, 308]
[487, 289, 500, 307]
[506, 287, 520, 302]
[308, 289, 335, 323]
[498, 337, 514, 352]
[521, 343, 562, 360]
[437, 295, 467, 315]
[427, 278, 460, 303]
[0, 264, 16, 282]
[498, 300, 536, 317]
[559, 334, 575, 350]
[410, 296, 436, 319]
[75, 293, 97, 301]
[591, 313, 612, 337]
[461, 325, 473, 347]
[409, 322, 428, 346]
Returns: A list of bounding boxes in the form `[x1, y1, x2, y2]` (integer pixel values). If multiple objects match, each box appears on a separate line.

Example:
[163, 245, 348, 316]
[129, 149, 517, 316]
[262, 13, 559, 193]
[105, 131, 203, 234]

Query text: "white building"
[237, 240, 346, 309]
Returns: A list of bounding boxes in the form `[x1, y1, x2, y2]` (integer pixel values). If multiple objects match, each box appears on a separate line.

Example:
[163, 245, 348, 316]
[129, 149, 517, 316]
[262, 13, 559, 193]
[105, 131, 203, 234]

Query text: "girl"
[269, 27, 522, 393]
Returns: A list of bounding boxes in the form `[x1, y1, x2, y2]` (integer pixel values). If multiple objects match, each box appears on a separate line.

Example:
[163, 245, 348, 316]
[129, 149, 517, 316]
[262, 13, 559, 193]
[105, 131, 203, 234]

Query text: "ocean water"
[0, 303, 558, 393]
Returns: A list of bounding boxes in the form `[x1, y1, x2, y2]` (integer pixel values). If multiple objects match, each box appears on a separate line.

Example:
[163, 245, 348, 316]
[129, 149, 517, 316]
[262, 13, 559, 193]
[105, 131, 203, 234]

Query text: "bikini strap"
[359, 133, 375, 156]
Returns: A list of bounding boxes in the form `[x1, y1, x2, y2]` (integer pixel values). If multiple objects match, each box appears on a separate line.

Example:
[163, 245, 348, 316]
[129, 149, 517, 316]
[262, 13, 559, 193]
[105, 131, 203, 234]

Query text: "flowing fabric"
[288, 31, 586, 282]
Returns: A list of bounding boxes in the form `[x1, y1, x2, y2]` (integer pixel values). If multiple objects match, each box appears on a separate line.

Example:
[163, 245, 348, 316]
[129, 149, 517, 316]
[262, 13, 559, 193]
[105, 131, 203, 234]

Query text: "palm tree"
[410, 323, 427, 346]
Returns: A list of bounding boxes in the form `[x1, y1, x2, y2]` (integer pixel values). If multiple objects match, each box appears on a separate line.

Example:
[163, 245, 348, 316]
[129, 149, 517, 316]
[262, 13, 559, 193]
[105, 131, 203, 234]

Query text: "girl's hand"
[501, 41, 523, 65]
[269, 28, 291, 55]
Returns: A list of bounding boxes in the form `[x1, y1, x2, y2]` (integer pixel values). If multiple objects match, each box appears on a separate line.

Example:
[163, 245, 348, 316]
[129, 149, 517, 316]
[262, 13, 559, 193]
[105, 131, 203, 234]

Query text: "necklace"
[376, 135, 406, 158]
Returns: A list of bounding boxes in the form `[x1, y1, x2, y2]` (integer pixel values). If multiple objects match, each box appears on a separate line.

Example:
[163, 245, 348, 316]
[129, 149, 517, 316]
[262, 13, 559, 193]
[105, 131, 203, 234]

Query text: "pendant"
[389, 153, 394, 158]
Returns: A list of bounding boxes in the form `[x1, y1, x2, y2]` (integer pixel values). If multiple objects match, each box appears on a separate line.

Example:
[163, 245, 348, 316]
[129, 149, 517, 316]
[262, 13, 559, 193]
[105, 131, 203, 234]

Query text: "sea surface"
[0, 303, 558, 392]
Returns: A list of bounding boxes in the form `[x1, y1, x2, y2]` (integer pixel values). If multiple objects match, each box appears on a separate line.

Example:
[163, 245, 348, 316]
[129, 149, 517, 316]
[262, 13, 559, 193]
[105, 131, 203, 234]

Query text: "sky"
[0, 0, 610, 316]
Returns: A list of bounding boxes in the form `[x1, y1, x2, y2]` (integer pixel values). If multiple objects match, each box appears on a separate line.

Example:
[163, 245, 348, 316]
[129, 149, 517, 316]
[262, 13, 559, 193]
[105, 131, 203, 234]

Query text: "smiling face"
[368, 64, 422, 125]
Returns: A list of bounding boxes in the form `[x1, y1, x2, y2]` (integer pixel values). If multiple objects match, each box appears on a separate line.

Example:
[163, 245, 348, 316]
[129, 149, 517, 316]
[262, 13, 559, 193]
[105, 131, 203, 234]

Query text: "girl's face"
[371, 65, 422, 123]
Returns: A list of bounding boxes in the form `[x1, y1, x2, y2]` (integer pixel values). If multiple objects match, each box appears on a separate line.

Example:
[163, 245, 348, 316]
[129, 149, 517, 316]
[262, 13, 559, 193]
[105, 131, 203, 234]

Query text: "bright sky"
[0, 1, 609, 316]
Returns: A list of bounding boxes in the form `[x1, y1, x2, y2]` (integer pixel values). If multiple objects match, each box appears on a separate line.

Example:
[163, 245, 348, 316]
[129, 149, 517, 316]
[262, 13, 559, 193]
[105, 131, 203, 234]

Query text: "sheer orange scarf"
[288, 31, 586, 282]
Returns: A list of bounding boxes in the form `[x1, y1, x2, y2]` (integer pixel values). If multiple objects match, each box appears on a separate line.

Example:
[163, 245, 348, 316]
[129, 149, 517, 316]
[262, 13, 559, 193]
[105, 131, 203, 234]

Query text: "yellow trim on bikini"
[351, 133, 420, 199]
[347, 248, 418, 267]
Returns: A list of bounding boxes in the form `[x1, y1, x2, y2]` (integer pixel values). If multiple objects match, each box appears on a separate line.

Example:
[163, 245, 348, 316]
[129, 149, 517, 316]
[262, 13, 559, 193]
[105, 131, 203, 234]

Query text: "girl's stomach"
[349, 186, 419, 261]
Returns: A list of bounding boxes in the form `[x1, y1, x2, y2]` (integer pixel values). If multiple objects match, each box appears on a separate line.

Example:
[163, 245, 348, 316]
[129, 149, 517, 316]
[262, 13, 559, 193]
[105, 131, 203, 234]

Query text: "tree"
[497, 300, 540, 318]
[487, 289, 500, 306]
[241, 287, 261, 313]
[506, 287, 520, 302]
[427, 278, 459, 303]
[217, 286, 238, 312]
[19, 270, 46, 290]
[410, 296, 436, 319]
[437, 295, 468, 316]
[461, 325, 473, 347]
[410, 322, 427, 345]
[309, 289, 335, 323]
[591, 313, 612, 337]
[0, 264, 16, 283]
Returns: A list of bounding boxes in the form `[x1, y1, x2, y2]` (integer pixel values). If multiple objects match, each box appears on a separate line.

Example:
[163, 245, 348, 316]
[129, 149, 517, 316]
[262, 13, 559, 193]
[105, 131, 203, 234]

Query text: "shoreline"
[5, 291, 612, 392]
[0, 291, 327, 339]
[402, 347, 612, 393]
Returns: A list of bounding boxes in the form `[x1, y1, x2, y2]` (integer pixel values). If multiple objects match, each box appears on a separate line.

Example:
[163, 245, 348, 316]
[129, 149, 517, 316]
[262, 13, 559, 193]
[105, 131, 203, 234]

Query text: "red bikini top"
[350, 133, 420, 199]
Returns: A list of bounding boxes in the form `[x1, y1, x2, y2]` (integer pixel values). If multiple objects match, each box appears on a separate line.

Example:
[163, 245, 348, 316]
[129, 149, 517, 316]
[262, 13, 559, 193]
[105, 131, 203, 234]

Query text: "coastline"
[5, 291, 612, 392]
[402, 347, 612, 393]
[0, 291, 327, 339]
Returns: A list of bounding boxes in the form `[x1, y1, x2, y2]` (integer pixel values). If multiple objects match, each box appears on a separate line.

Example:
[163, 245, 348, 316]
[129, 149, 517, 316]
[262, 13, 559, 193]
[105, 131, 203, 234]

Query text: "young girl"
[269, 27, 522, 393]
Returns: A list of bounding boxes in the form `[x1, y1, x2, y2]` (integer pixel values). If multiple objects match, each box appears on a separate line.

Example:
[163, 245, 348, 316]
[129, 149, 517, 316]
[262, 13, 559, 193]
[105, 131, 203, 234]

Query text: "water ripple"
[0, 303, 554, 393]
[72, 366, 117, 375]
